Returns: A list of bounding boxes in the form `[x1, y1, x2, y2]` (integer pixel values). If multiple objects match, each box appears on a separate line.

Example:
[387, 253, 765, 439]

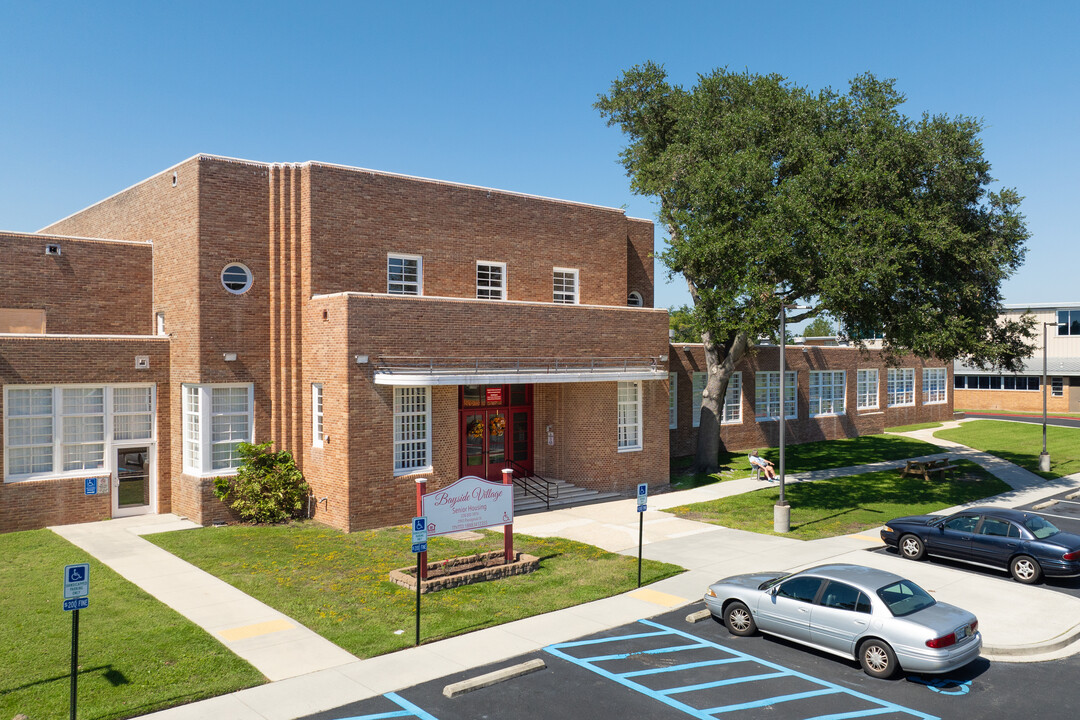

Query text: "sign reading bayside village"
[421, 475, 513, 536]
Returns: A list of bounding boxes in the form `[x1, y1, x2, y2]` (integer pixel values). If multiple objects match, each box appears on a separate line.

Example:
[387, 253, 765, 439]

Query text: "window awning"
[372, 356, 666, 386]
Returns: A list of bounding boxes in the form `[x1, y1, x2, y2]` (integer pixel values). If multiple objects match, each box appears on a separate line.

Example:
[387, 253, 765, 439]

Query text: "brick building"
[1, 154, 951, 533]
[954, 303, 1080, 414]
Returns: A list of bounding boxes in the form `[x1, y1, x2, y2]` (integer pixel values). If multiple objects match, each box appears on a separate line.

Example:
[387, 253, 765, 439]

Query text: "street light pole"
[774, 303, 810, 533]
[1040, 321, 1054, 472]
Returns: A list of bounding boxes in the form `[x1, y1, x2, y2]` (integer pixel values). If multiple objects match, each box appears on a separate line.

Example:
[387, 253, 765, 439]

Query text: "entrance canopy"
[373, 355, 665, 386]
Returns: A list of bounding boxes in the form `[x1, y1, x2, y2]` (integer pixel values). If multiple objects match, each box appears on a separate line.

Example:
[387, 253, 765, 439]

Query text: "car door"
[927, 513, 979, 560]
[809, 581, 872, 654]
[756, 575, 822, 644]
[969, 516, 1021, 568]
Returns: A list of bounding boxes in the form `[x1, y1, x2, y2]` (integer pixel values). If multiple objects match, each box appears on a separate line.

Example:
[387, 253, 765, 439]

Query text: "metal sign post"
[637, 484, 648, 587]
[411, 516, 427, 646]
[63, 563, 90, 720]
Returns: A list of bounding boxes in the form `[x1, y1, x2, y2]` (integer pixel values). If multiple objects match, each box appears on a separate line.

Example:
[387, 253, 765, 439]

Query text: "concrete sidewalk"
[52, 420, 1080, 719]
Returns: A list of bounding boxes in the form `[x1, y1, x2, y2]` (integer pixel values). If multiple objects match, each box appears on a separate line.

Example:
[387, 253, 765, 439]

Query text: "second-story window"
[477, 262, 505, 300]
[553, 268, 578, 304]
[387, 254, 422, 295]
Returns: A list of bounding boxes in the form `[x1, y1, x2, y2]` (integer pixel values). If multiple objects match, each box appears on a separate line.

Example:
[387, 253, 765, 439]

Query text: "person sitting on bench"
[748, 450, 776, 481]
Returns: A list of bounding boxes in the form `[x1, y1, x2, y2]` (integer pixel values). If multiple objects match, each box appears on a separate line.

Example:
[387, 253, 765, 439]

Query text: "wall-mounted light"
[659, 354, 668, 362]
[355, 354, 369, 364]
[135, 356, 150, 370]
[223, 352, 237, 362]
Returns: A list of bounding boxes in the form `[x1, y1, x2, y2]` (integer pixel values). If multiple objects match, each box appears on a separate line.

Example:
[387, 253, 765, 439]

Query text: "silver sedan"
[704, 563, 981, 678]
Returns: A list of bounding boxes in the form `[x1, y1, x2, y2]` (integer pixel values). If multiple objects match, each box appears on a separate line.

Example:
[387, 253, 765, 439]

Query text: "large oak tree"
[597, 63, 1034, 472]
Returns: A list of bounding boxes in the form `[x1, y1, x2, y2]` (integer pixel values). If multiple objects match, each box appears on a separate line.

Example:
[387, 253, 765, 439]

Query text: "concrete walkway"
[51, 419, 1080, 719]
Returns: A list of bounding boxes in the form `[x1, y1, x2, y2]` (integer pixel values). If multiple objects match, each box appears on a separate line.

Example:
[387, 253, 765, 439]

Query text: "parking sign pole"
[637, 483, 647, 588]
[415, 552, 421, 646]
[70, 608, 79, 720]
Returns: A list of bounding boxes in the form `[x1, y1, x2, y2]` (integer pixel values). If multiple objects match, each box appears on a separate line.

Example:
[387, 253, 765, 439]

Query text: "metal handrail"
[506, 459, 559, 511]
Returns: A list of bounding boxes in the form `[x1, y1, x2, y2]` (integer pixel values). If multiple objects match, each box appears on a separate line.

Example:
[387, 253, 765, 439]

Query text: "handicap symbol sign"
[411, 516, 428, 553]
[64, 563, 90, 599]
[84, 477, 97, 495]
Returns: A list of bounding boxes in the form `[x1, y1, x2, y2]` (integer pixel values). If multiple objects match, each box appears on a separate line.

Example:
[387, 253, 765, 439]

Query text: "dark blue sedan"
[881, 506, 1080, 584]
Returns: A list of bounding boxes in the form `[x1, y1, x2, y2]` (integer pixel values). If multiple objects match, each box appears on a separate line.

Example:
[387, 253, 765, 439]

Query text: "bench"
[901, 458, 959, 481]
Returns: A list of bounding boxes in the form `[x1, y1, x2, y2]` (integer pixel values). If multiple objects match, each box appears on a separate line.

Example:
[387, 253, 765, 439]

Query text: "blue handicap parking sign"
[84, 477, 97, 495]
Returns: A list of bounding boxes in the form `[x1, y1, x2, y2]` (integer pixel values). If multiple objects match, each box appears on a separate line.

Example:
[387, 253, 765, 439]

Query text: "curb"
[442, 658, 547, 698]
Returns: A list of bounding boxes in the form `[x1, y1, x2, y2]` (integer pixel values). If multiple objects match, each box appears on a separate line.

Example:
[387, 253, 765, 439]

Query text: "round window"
[627, 291, 644, 307]
[221, 263, 253, 294]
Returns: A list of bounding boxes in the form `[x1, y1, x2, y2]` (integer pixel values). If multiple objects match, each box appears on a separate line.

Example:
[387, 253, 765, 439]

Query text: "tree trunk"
[693, 330, 750, 474]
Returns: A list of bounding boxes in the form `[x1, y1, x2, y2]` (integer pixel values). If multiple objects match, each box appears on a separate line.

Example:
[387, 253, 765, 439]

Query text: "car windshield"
[1024, 515, 1060, 539]
[758, 574, 792, 591]
[876, 579, 936, 617]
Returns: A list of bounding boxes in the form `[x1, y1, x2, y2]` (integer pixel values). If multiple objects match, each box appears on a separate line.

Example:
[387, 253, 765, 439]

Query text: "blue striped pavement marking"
[545, 618, 938, 720]
[333, 691, 439, 720]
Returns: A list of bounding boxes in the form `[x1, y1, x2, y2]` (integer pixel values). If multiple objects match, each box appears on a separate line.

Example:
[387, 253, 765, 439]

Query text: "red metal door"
[462, 409, 507, 482]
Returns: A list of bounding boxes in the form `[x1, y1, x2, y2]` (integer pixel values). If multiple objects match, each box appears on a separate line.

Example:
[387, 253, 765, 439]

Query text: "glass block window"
[923, 368, 948, 404]
[617, 381, 641, 451]
[857, 369, 879, 409]
[183, 385, 200, 471]
[476, 262, 506, 300]
[387, 254, 421, 295]
[313, 383, 324, 448]
[554, 268, 578, 304]
[755, 371, 797, 420]
[722, 372, 742, 424]
[692, 372, 706, 427]
[887, 368, 916, 407]
[61, 388, 105, 471]
[809, 371, 846, 416]
[394, 386, 431, 473]
[5, 388, 53, 476]
[211, 387, 251, 470]
[113, 387, 153, 441]
[668, 373, 677, 429]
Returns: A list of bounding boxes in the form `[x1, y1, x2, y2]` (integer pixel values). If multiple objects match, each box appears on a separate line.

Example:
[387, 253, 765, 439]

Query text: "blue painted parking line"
[334, 691, 439, 720]
[545, 618, 938, 720]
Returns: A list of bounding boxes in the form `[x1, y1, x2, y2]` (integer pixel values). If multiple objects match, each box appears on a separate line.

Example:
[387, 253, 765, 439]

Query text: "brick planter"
[389, 551, 539, 594]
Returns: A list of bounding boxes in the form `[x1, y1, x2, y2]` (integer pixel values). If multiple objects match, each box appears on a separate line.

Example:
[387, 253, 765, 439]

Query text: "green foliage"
[213, 442, 310, 523]
[802, 316, 835, 338]
[669, 304, 701, 342]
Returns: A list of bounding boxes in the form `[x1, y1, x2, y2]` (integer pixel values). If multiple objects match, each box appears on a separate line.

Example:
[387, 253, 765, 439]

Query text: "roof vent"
[45, 243, 61, 256]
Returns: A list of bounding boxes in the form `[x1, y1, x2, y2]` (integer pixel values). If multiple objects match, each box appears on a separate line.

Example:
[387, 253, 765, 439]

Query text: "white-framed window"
[692, 371, 706, 427]
[617, 381, 642, 451]
[1052, 377, 1064, 397]
[668, 373, 677, 429]
[155, 311, 166, 336]
[387, 253, 422, 295]
[553, 268, 578, 304]
[887, 368, 916, 407]
[4, 384, 155, 482]
[476, 261, 506, 300]
[857, 369, 879, 409]
[755, 371, 797, 420]
[723, 372, 742, 424]
[312, 383, 324, 448]
[221, 263, 253, 294]
[182, 384, 252, 476]
[627, 291, 643, 307]
[394, 386, 431, 474]
[923, 368, 948, 405]
[809, 371, 846, 416]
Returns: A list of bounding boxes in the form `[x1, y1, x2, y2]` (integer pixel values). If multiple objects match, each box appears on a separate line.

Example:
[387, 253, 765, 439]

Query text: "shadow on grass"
[792, 506, 884, 531]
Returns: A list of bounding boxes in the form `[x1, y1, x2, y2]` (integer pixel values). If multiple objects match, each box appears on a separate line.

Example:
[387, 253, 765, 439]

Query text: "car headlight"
[882, 525, 893, 533]
[705, 588, 717, 598]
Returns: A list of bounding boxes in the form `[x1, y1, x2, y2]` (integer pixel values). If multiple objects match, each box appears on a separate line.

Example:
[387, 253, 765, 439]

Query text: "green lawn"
[958, 408, 1080, 419]
[147, 524, 683, 659]
[667, 460, 1010, 540]
[671, 433, 945, 489]
[936, 419, 1080, 479]
[0, 531, 264, 720]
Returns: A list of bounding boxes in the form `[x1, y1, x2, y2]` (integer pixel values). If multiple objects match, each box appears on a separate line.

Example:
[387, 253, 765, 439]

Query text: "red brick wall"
[670, 344, 952, 457]
[0, 232, 153, 335]
[0, 337, 170, 532]
[626, 218, 655, 308]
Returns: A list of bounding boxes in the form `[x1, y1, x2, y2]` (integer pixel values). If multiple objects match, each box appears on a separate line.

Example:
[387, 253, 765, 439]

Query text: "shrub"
[213, 442, 310, 523]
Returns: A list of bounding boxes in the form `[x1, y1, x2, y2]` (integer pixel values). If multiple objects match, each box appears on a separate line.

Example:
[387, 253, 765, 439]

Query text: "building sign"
[422, 475, 513, 536]
[485, 387, 503, 404]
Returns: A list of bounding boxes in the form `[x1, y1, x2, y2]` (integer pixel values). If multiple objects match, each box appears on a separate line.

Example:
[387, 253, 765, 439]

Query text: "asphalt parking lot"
[301, 604, 1080, 720]
[873, 488, 1080, 597]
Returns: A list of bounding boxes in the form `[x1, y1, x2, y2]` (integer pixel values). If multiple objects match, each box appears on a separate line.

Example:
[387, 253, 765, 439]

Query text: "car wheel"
[724, 601, 757, 637]
[858, 638, 898, 679]
[899, 534, 926, 560]
[1010, 555, 1043, 584]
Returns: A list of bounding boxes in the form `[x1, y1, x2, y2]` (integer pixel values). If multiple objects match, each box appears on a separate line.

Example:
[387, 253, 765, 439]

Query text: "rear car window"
[876, 579, 936, 617]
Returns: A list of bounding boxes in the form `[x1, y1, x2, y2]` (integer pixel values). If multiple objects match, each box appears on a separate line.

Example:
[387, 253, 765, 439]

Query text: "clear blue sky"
[2, 1, 1076, 315]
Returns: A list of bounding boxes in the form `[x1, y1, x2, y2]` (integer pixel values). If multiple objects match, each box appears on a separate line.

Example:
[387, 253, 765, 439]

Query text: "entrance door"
[460, 384, 533, 481]
[114, 446, 153, 517]
[462, 410, 507, 481]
